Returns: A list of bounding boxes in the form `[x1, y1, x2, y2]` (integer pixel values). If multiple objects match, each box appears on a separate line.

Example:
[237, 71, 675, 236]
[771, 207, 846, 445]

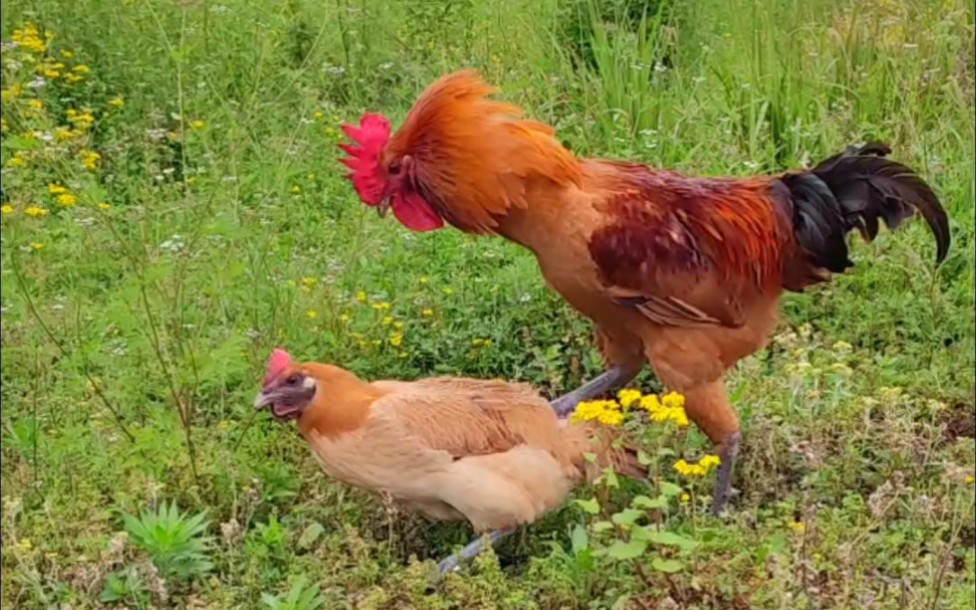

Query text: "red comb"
[264, 348, 293, 386]
[338, 113, 391, 205]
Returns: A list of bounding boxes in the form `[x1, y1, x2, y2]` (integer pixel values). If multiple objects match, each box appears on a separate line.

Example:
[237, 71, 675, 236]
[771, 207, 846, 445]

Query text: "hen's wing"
[367, 378, 569, 462]
[587, 164, 792, 328]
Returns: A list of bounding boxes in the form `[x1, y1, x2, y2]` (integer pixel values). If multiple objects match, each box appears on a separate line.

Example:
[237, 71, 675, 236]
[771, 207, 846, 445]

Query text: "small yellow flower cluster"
[471, 338, 493, 348]
[49, 183, 77, 207]
[672, 455, 721, 478]
[11, 24, 48, 54]
[371, 301, 391, 311]
[80, 149, 101, 171]
[640, 392, 690, 427]
[571, 400, 626, 426]
[1, 205, 14, 215]
[25, 206, 49, 217]
[67, 108, 95, 130]
[570, 388, 691, 429]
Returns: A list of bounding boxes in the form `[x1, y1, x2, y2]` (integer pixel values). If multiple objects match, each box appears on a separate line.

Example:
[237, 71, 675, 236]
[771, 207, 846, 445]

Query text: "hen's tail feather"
[776, 142, 950, 280]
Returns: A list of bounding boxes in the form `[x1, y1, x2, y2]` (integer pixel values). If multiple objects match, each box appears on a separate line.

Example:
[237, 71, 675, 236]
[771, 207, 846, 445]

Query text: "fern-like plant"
[260, 576, 326, 610]
[122, 501, 214, 583]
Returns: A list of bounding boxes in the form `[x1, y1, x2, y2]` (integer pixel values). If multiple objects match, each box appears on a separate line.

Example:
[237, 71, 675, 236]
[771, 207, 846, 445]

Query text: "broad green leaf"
[659, 481, 682, 497]
[591, 520, 615, 533]
[646, 530, 699, 550]
[651, 557, 684, 573]
[298, 523, 325, 549]
[575, 497, 601, 514]
[605, 539, 648, 560]
[611, 508, 644, 528]
[631, 494, 668, 509]
[570, 524, 589, 554]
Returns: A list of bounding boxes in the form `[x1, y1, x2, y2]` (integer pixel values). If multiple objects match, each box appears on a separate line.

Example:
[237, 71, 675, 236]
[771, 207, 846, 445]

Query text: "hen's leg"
[681, 380, 741, 516]
[550, 365, 642, 417]
[436, 528, 516, 577]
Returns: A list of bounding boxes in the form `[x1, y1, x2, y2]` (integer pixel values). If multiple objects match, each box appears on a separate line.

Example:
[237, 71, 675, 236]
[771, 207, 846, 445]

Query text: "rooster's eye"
[285, 374, 301, 385]
[388, 162, 401, 176]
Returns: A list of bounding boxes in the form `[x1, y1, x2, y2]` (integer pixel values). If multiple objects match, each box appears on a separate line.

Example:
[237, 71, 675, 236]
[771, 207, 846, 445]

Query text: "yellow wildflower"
[788, 521, 806, 535]
[291, 186, 301, 194]
[25, 206, 48, 217]
[12, 25, 47, 53]
[108, 97, 125, 108]
[617, 388, 642, 409]
[57, 193, 77, 207]
[1, 205, 14, 215]
[639, 394, 662, 412]
[442, 288, 455, 296]
[356, 291, 368, 303]
[61, 50, 74, 58]
[339, 314, 351, 323]
[189, 120, 205, 129]
[661, 391, 685, 410]
[372, 301, 391, 311]
[30, 242, 45, 251]
[389, 333, 403, 347]
[421, 308, 434, 317]
[307, 173, 316, 180]
[673, 455, 721, 478]
[471, 338, 485, 347]
[680, 493, 690, 503]
[313, 111, 324, 120]
[0, 117, 7, 133]
[597, 409, 624, 426]
[67, 108, 94, 129]
[54, 127, 78, 140]
[7, 155, 27, 168]
[301, 276, 317, 288]
[699, 455, 721, 470]
[49, 183, 67, 195]
[965, 475, 975, 485]
[398, 352, 409, 359]
[81, 150, 101, 171]
[15, 538, 33, 552]
[27, 99, 44, 110]
[97, 202, 111, 210]
[306, 310, 318, 319]
[394, 321, 404, 330]
[382, 316, 394, 326]
[419, 276, 429, 284]
[42, 68, 61, 78]
[64, 73, 83, 84]
[72, 64, 91, 74]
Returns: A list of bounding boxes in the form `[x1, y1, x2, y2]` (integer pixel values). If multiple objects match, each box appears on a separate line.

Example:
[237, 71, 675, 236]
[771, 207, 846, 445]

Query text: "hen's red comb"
[338, 113, 391, 206]
[264, 348, 293, 386]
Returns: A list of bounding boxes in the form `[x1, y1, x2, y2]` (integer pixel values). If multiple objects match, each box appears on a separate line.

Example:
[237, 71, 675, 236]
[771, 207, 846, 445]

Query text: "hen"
[254, 348, 644, 574]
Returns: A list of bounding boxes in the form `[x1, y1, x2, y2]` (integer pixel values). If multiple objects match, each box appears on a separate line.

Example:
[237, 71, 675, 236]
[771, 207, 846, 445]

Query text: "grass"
[1, 0, 974, 607]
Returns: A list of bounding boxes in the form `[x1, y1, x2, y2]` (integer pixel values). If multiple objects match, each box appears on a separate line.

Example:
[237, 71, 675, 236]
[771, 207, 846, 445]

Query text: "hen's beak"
[254, 389, 276, 410]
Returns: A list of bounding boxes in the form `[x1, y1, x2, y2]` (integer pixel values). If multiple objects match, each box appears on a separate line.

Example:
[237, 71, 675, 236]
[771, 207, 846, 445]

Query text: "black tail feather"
[777, 142, 950, 278]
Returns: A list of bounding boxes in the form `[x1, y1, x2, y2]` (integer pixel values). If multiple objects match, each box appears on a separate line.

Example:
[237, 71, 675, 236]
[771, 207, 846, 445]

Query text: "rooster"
[254, 347, 645, 574]
[338, 70, 950, 514]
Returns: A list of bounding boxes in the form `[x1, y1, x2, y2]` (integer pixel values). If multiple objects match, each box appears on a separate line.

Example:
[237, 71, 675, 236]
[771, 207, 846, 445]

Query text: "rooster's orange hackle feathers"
[384, 69, 581, 232]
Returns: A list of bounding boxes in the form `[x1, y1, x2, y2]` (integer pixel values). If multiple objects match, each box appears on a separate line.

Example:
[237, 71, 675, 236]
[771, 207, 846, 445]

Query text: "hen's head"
[254, 348, 316, 422]
[339, 112, 443, 232]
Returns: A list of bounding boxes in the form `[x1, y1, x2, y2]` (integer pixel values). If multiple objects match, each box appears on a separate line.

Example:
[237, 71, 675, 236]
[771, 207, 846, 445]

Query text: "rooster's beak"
[377, 196, 391, 218]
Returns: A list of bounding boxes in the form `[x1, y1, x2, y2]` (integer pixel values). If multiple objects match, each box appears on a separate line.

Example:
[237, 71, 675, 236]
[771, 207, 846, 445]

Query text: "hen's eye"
[285, 374, 301, 385]
[388, 162, 401, 175]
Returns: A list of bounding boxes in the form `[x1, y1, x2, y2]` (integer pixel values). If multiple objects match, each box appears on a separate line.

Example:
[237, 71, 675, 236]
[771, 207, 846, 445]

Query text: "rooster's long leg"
[710, 431, 741, 515]
[550, 365, 642, 417]
[436, 528, 516, 577]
